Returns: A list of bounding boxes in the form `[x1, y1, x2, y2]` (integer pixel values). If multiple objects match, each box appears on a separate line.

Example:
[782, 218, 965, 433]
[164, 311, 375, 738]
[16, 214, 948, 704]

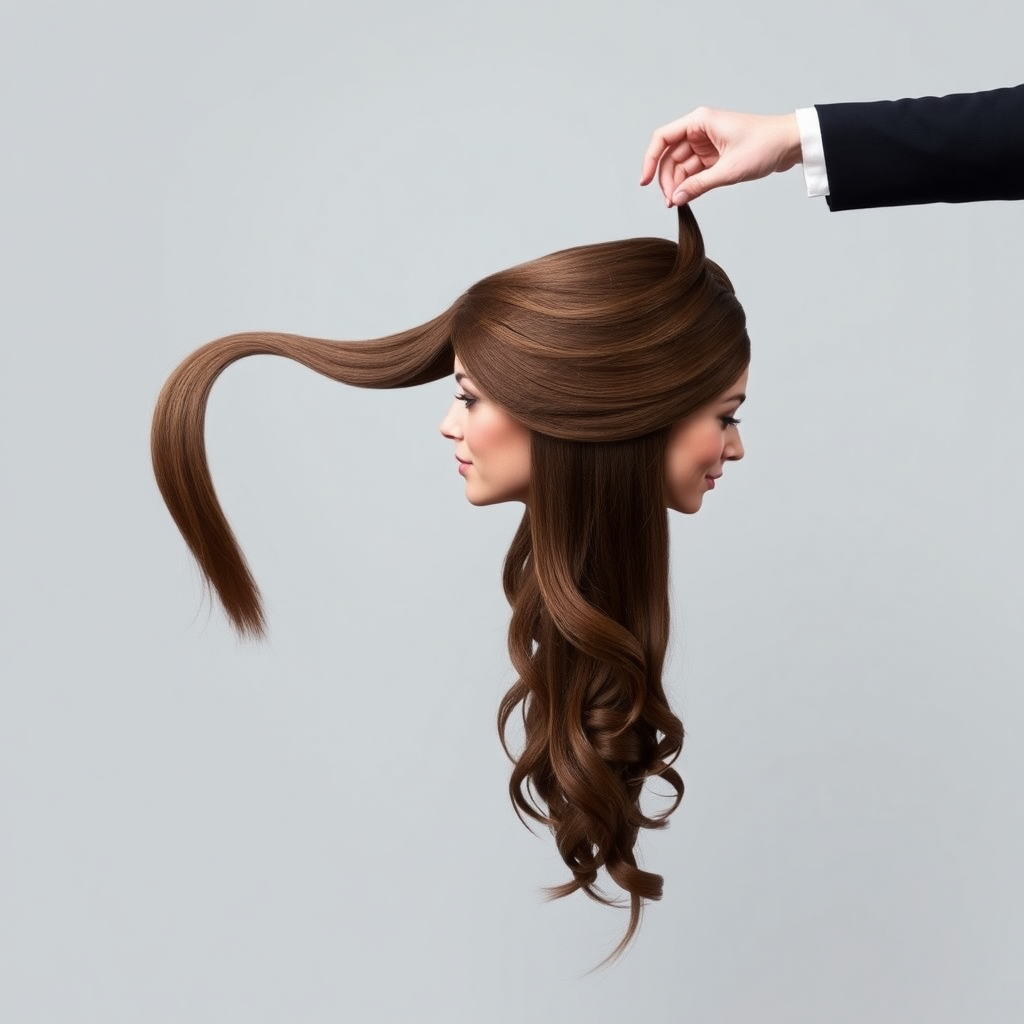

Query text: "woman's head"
[151, 205, 750, 962]
[664, 365, 747, 513]
[437, 205, 749, 513]
[438, 356, 533, 506]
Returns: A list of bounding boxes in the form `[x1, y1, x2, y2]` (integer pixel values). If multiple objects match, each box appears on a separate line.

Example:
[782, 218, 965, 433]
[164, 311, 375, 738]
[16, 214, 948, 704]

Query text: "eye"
[719, 414, 741, 428]
[454, 391, 477, 409]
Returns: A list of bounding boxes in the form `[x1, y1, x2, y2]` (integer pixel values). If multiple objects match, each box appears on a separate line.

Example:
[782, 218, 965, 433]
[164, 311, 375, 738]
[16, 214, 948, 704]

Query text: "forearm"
[815, 85, 1024, 211]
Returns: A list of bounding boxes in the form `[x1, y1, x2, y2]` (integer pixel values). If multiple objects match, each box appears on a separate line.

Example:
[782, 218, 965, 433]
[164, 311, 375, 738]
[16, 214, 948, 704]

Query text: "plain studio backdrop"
[2, 2, 1022, 1022]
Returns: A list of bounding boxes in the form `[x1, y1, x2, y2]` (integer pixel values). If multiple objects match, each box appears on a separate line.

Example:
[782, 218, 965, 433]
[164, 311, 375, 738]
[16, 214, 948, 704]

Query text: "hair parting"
[151, 206, 749, 960]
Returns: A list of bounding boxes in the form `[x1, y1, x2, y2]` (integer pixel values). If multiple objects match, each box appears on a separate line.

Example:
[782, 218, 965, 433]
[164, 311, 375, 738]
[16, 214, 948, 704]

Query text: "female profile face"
[439, 357, 532, 506]
[664, 367, 748, 514]
[439, 359, 747, 513]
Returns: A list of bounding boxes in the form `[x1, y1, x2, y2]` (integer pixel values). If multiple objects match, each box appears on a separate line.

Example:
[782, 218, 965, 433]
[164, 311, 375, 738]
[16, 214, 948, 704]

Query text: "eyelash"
[720, 415, 742, 428]
[454, 392, 477, 409]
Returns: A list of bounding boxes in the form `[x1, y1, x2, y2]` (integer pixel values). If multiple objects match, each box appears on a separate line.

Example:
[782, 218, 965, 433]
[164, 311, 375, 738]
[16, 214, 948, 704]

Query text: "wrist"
[776, 113, 802, 171]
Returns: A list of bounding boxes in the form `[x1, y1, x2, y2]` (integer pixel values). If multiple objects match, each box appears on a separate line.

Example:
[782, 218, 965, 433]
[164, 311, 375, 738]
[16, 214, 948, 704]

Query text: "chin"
[465, 490, 528, 508]
[464, 486, 504, 507]
[669, 494, 704, 515]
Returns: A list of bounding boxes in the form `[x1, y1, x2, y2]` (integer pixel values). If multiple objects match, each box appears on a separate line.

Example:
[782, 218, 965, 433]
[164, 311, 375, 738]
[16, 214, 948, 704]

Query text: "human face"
[439, 357, 532, 506]
[665, 368, 748, 514]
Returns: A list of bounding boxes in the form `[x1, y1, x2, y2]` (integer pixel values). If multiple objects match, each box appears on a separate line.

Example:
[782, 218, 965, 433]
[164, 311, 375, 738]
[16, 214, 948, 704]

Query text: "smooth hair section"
[151, 206, 750, 960]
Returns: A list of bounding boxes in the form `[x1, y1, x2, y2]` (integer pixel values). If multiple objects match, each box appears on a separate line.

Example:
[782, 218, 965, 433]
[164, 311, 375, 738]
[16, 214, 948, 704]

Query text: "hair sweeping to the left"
[151, 206, 750, 961]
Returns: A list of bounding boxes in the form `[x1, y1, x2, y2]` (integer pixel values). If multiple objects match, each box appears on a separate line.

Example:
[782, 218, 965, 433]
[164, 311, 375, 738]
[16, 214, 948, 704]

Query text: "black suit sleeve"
[815, 85, 1024, 211]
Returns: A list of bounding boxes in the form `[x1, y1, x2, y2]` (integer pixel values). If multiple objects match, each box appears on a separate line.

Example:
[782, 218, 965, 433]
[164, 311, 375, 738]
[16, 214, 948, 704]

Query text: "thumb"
[670, 169, 721, 205]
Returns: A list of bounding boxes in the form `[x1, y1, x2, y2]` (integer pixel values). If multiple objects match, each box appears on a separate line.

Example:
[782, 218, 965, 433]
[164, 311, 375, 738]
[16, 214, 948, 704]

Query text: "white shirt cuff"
[795, 106, 830, 197]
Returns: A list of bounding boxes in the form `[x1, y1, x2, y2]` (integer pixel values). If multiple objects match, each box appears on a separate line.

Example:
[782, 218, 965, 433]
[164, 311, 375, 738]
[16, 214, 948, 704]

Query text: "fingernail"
[672, 188, 687, 204]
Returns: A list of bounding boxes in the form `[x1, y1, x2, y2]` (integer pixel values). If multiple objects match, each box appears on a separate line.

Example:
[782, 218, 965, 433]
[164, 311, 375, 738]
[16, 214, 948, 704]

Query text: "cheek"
[467, 412, 530, 476]
[669, 423, 724, 478]
[465, 413, 506, 458]
[693, 431, 726, 468]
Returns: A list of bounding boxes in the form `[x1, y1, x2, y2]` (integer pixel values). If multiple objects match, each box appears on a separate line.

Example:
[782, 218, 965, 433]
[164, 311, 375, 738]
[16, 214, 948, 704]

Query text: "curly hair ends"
[498, 429, 682, 962]
[150, 205, 749, 960]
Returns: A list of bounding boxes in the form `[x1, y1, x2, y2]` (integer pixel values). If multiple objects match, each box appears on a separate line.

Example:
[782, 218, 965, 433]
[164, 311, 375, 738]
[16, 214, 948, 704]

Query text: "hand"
[640, 108, 802, 206]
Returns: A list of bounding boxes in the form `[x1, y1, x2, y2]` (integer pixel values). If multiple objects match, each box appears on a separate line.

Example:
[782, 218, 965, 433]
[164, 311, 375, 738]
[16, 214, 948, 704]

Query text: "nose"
[439, 400, 464, 441]
[725, 425, 744, 462]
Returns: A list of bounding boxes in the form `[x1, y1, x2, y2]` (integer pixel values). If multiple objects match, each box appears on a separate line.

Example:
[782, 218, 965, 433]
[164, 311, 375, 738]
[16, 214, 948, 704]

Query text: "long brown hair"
[151, 206, 749, 958]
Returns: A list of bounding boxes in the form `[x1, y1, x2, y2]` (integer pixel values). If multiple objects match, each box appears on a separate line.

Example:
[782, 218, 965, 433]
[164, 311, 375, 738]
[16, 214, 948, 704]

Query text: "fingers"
[680, 152, 705, 178]
[648, 134, 700, 205]
[657, 145, 715, 206]
[658, 143, 693, 206]
[671, 173, 709, 205]
[639, 128, 675, 185]
[639, 112, 701, 185]
[671, 163, 730, 205]
[641, 108, 727, 206]
[658, 160, 678, 207]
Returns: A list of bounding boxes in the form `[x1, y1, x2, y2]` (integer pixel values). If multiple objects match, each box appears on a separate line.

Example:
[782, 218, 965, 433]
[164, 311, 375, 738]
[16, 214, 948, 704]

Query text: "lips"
[456, 456, 472, 465]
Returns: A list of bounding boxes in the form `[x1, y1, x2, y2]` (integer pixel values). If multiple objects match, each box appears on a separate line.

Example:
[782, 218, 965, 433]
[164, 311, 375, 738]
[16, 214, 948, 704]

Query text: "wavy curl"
[151, 206, 749, 960]
[499, 430, 682, 959]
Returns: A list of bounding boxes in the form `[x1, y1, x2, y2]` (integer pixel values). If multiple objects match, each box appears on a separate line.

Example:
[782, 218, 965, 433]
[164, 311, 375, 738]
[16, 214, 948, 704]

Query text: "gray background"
[3, 1, 1022, 1021]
